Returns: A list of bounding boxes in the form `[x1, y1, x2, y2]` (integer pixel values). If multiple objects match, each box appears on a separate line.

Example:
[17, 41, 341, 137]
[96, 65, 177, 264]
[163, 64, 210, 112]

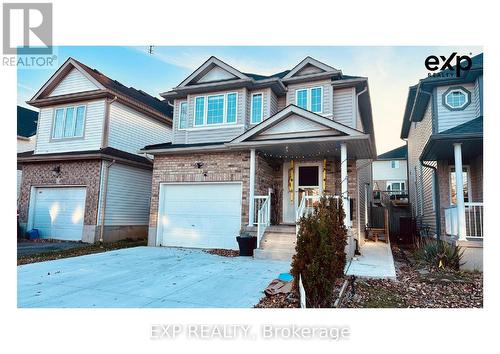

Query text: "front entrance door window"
[298, 166, 320, 208]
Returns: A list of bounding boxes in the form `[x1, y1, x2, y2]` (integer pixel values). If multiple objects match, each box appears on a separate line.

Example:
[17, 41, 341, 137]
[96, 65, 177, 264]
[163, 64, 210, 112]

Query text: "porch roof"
[227, 105, 376, 159]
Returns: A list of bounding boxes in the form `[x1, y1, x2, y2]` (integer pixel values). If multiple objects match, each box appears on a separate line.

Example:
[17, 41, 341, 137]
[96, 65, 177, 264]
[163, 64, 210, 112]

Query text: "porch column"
[248, 148, 256, 227]
[341, 143, 350, 227]
[454, 143, 467, 240]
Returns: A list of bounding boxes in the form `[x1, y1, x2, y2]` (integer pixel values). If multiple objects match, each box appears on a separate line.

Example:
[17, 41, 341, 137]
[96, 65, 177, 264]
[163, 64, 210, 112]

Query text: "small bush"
[290, 196, 347, 308]
[414, 238, 464, 270]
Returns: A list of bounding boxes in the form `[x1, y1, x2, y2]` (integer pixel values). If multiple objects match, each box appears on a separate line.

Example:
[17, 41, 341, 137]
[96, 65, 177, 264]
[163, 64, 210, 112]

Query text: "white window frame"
[51, 104, 87, 140]
[449, 165, 472, 205]
[295, 86, 323, 113]
[390, 160, 400, 169]
[386, 181, 405, 191]
[444, 88, 469, 109]
[178, 101, 188, 130]
[193, 92, 238, 127]
[250, 92, 264, 124]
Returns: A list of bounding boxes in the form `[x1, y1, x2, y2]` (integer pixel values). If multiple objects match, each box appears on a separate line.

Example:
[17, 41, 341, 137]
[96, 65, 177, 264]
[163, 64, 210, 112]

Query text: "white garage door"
[30, 187, 86, 241]
[157, 183, 242, 249]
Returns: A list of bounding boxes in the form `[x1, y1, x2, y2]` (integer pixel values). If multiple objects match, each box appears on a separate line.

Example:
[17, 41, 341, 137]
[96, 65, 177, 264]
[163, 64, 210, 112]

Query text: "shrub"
[413, 237, 464, 270]
[290, 196, 347, 308]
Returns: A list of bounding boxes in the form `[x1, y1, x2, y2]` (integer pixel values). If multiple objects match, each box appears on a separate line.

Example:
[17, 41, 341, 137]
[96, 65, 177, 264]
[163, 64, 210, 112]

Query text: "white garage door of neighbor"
[30, 187, 86, 241]
[158, 183, 242, 250]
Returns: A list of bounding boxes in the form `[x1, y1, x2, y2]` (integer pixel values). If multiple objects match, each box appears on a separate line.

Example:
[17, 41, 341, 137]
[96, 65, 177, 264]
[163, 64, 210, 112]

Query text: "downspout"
[420, 160, 441, 239]
[99, 159, 116, 243]
[101, 96, 118, 148]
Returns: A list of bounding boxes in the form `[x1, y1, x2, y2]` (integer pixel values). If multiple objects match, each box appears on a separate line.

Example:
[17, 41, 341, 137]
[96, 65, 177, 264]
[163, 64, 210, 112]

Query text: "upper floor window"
[226, 93, 237, 123]
[295, 87, 323, 113]
[443, 87, 471, 110]
[390, 160, 400, 169]
[52, 105, 86, 139]
[251, 93, 263, 124]
[179, 101, 188, 129]
[194, 93, 238, 126]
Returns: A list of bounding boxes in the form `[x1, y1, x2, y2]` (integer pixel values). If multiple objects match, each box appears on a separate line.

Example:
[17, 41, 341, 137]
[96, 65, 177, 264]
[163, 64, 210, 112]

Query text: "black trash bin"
[236, 236, 257, 256]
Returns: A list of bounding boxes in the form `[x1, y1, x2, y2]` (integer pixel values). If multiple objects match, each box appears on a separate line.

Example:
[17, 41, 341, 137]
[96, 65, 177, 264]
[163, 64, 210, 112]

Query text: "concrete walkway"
[17, 247, 290, 308]
[345, 241, 396, 279]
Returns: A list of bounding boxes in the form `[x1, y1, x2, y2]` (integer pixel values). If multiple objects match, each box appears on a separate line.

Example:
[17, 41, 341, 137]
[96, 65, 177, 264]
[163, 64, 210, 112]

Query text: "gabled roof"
[377, 145, 407, 160]
[282, 56, 340, 80]
[401, 53, 483, 139]
[229, 105, 363, 145]
[28, 57, 172, 120]
[176, 56, 251, 87]
[17, 106, 38, 138]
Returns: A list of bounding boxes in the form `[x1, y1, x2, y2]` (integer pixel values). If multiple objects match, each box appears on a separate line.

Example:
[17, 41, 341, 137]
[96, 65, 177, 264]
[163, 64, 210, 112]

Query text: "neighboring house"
[17, 58, 173, 243]
[401, 53, 483, 270]
[17, 106, 38, 198]
[372, 145, 408, 192]
[372, 145, 408, 206]
[141, 56, 376, 260]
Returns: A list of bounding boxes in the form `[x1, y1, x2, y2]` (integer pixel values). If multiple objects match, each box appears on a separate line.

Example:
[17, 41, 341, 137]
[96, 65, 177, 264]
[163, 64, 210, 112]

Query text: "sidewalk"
[345, 241, 396, 279]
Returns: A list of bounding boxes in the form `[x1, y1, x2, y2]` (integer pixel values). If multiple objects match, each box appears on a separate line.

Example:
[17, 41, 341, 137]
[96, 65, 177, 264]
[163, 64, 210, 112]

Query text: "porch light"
[195, 162, 204, 169]
[51, 165, 61, 176]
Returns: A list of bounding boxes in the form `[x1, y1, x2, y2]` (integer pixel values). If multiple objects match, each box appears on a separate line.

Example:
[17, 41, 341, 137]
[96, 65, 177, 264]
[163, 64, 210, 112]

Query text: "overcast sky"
[18, 46, 482, 154]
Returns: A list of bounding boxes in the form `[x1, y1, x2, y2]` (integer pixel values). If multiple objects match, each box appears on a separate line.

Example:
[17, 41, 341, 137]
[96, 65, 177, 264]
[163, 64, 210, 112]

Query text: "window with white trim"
[179, 101, 188, 129]
[445, 89, 468, 109]
[450, 166, 470, 204]
[193, 93, 238, 126]
[386, 181, 405, 191]
[390, 160, 400, 169]
[52, 105, 86, 139]
[295, 87, 323, 113]
[251, 93, 263, 124]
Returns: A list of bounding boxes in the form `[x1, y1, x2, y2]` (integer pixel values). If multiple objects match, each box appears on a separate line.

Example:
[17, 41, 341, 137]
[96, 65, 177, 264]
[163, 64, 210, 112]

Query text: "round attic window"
[445, 89, 468, 109]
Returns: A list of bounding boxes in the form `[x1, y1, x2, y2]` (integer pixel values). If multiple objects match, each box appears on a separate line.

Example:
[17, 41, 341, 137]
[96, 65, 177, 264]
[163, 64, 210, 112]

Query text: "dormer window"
[52, 105, 86, 139]
[443, 86, 471, 110]
[295, 87, 323, 113]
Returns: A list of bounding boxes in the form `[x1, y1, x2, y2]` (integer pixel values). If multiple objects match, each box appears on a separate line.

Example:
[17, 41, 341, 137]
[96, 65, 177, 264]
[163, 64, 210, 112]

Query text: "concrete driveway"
[17, 247, 290, 308]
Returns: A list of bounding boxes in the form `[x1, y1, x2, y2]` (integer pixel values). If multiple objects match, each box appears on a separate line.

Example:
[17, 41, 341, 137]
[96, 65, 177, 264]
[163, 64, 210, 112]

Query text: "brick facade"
[18, 160, 102, 226]
[149, 151, 251, 228]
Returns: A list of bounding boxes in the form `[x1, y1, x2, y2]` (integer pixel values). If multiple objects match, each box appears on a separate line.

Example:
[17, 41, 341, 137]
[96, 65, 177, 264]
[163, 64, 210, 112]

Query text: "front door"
[282, 162, 323, 224]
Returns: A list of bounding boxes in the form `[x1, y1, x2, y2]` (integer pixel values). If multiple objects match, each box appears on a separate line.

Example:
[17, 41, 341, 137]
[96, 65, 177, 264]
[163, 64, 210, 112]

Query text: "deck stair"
[253, 225, 297, 261]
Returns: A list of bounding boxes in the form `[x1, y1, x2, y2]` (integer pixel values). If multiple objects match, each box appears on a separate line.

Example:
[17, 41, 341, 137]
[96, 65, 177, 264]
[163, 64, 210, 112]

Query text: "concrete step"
[266, 225, 297, 234]
[254, 248, 295, 262]
[261, 237, 297, 249]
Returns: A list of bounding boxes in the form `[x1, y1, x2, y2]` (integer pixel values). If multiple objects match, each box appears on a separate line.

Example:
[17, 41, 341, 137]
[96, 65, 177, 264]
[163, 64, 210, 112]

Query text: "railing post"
[248, 149, 256, 227]
[453, 143, 467, 240]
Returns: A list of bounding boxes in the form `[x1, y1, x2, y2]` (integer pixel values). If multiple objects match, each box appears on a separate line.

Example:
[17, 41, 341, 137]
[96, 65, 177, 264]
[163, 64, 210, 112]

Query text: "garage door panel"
[30, 187, 86, 241]
[158, 183, 242, 250]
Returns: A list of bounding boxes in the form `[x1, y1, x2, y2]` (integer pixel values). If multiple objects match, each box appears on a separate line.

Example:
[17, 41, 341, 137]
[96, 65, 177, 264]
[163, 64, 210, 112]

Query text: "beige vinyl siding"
[407, 102, 436, 235]
[107, 102, 171, 155]
[101, 163, 152, 225]
[473, 77, 482, 118]
[270, 90, 279, 116]
[49, 68, 98, 96]
[333, 87, 356, 127]
[34, 99, 106, 154]
[437, 82, 479, 132]
[277, 95, 287, 111]
[286, 79, 333, 118]
[372, 160, 408, 181]
[172, 88, 246, 144]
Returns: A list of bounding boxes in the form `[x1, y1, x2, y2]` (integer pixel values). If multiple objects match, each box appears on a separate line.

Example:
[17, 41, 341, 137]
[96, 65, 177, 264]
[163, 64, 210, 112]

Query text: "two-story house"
[17, 106, 38, 198]
[372, 145, 408, 204]
[401, 53, 483, 270]
[17, 58, 173, 243]
[141, 56, 376, 260]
